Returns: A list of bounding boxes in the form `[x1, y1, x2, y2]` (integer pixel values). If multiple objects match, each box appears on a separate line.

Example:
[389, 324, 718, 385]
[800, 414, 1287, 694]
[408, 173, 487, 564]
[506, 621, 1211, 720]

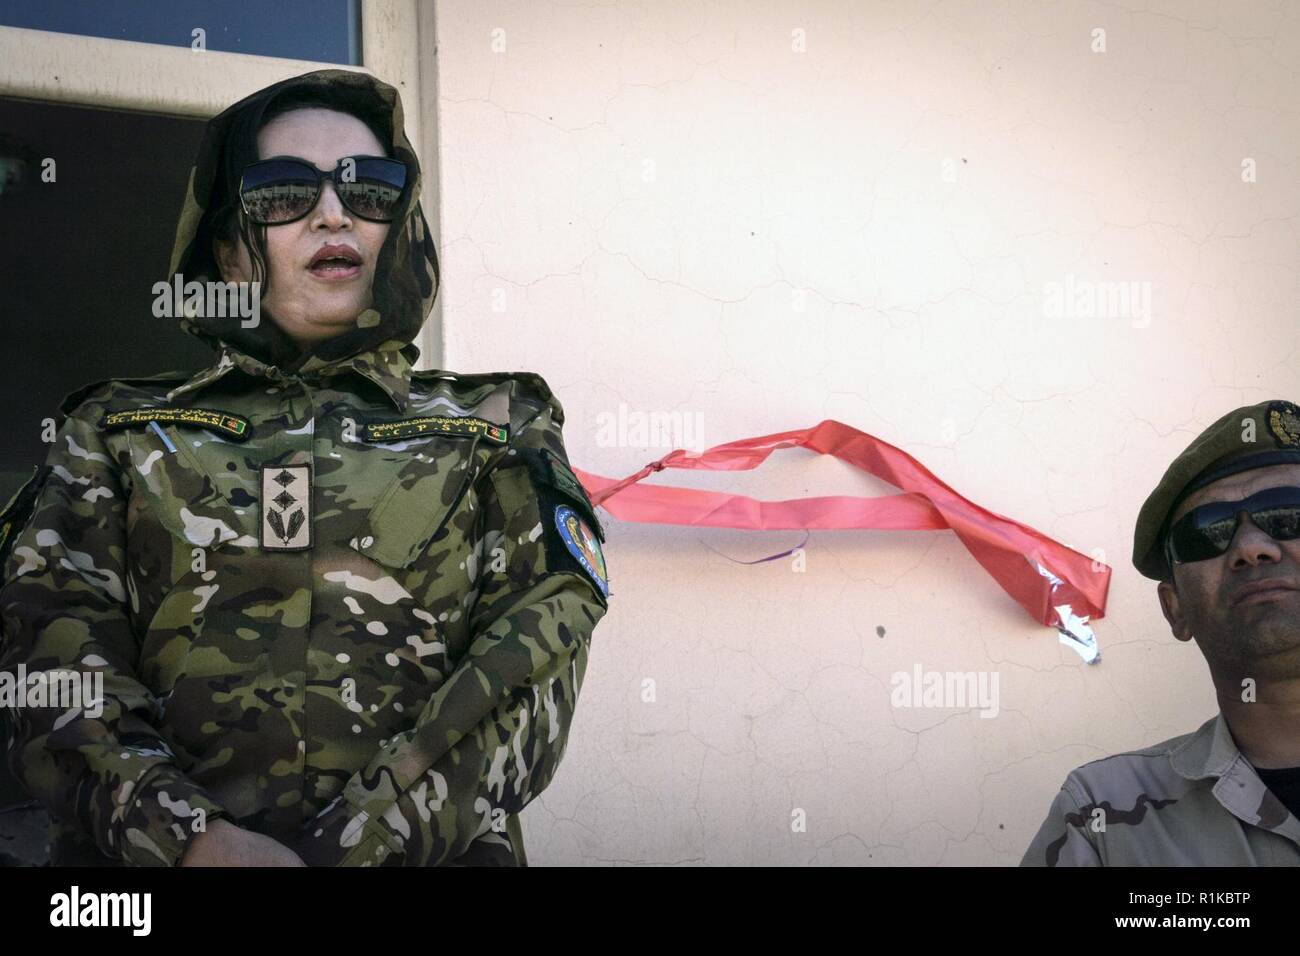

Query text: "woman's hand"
[180, 818, 308, 867]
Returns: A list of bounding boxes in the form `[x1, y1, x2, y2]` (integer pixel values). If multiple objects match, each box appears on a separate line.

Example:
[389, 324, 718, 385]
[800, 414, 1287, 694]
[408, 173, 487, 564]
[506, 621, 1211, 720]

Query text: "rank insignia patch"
[555, 504, 609, 598]
[364, 415, 510, 444]
[543, 451, 591, 515]
[260, 463, 312, 551]
[528, 449, 604, 542]
[101, 407, 252, 441]
[1268, 401, 1300, 447]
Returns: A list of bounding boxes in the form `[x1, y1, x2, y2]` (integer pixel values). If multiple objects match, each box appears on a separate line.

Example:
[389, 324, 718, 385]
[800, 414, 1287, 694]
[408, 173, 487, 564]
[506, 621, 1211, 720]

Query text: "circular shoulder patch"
[555, 504, 609, 598]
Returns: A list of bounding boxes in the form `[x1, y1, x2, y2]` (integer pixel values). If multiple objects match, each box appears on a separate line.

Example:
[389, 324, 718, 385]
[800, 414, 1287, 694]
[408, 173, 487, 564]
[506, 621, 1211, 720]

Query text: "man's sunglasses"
[1165, 485, 1300, 565]
[238, 155, 407, 225]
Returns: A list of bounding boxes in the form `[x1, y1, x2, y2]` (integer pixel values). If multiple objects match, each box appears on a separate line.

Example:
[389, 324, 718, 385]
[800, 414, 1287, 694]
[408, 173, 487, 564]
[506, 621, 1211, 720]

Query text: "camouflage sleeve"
[1019, 778, 1103, 866]
[292, 380, 608, 866]
[0, 394, 230, 866]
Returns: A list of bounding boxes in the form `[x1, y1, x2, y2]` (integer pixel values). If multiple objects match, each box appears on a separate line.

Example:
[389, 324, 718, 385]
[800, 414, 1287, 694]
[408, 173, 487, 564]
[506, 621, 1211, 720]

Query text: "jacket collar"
[165, 339, 418, 413]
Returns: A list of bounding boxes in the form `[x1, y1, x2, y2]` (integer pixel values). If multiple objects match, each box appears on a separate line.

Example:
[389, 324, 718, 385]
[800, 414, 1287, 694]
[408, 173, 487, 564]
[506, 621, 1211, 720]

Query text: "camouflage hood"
[166, 68, 439, 375]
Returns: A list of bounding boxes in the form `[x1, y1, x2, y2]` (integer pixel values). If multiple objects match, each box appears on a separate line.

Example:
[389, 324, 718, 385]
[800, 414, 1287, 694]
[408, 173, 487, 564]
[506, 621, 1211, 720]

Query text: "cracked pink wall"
[431, 0, 1300, 864]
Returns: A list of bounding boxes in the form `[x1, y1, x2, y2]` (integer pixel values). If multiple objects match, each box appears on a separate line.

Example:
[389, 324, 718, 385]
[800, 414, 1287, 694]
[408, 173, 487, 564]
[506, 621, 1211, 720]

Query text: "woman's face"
[214, 107, 391, 351]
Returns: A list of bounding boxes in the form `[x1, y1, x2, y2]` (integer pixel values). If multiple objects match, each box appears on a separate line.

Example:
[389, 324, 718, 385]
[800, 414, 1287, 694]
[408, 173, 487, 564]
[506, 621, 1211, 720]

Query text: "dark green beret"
[1133, 399, 1300, 580]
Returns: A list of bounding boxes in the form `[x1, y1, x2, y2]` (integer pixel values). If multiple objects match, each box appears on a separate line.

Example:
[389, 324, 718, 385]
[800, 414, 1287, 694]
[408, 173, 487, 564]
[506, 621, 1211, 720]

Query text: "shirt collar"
[1172, 711, 1300, 843]
[1170, 713, 1242, 781]
[165, 339, 417, 413]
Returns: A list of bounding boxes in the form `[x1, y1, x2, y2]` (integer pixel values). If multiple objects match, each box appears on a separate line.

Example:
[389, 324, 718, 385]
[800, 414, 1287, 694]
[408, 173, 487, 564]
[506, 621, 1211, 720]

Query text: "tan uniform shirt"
[1022, 713, 1300, 865]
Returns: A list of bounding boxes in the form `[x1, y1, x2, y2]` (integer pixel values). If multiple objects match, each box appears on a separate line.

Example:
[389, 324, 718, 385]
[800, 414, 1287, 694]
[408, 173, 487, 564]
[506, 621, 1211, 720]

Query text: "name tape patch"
[102, 407, 251, 441]
[365, 415, 510, 444]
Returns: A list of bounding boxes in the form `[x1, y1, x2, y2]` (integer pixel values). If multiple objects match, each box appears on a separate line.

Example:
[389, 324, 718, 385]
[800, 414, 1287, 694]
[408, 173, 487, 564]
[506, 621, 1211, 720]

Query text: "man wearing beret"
[1022, 400, 1300, 865]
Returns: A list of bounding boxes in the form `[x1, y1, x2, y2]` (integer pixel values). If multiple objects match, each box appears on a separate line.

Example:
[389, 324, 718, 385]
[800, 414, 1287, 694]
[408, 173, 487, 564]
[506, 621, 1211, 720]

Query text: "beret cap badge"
[1268, 401, 1300, 447]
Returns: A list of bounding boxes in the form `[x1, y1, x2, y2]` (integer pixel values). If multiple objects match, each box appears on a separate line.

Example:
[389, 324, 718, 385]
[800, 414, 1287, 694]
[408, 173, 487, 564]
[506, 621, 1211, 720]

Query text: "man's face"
[1158, 463, 1300, 675]
[214, 107, 391, 350]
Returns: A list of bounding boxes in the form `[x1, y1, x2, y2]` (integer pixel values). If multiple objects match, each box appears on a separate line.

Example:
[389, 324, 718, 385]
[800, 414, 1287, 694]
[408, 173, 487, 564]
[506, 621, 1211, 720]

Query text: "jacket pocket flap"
[124, 426, 258, 548]
[352, 437, 485, 568]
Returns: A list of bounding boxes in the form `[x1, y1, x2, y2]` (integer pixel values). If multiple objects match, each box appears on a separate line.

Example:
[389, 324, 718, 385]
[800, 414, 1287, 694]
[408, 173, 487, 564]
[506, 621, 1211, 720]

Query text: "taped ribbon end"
[1032, 560, 1101, 665]
[1052, 603, 1100, 665]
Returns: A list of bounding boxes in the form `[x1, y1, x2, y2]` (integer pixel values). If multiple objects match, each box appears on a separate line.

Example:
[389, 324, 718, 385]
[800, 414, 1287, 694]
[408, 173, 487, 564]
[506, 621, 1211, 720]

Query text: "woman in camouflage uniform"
[0, 69, 610, 866]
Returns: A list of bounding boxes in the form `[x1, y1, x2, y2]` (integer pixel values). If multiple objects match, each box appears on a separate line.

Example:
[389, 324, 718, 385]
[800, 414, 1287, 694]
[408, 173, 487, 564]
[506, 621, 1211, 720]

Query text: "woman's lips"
[308, 243, 363, 281]
[307, 261, 361, 282]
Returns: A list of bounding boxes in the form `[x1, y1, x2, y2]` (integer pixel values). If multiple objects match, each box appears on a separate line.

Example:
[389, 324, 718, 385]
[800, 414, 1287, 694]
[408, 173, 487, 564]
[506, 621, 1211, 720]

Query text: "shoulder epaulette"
[410, 368, 551, 398]
[410, 369, 563, 425]
[57, 370, 198, 419]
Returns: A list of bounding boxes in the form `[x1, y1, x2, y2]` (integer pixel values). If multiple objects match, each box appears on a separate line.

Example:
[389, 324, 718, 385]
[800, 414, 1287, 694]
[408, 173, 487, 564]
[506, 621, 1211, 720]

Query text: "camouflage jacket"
[1021, 713, 1300, 865]
[0, 339, 611, 866]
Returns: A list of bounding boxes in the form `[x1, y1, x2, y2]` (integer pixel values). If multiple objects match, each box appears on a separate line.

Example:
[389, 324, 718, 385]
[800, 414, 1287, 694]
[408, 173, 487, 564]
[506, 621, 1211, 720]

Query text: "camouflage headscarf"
[166, 68, 439, 373]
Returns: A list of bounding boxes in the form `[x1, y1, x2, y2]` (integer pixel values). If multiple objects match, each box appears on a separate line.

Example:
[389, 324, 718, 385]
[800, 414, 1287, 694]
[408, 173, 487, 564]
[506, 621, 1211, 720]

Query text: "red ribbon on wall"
[574, 419, 1110, 663]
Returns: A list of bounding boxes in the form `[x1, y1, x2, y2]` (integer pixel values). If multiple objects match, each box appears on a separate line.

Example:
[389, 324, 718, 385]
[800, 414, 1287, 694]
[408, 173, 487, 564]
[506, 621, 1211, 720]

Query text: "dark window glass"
[0, 0, 361, 64]
[0, 96, 213, 509]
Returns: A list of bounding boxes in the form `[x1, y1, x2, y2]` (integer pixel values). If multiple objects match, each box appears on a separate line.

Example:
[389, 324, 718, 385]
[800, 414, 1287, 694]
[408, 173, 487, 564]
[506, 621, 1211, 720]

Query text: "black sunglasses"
[239, 154, 408, 225]
[1165, 485, 1300, 565]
